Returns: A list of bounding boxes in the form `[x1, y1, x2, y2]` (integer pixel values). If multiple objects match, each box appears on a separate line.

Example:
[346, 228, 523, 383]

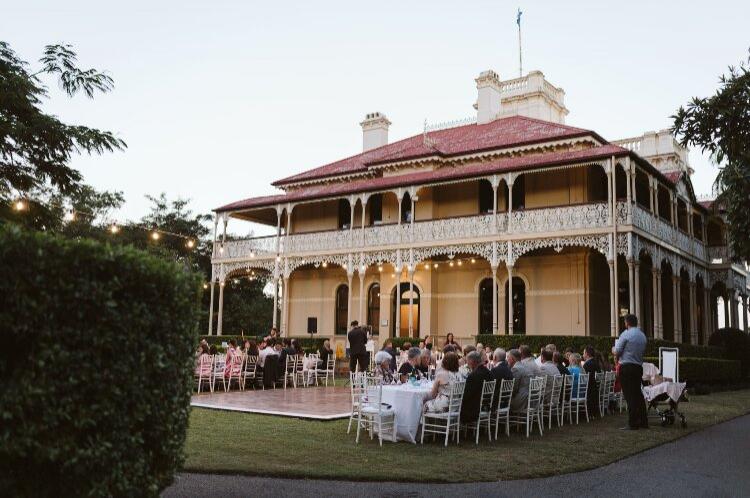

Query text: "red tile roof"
[217, 144, 628, 212]
[272, 116, 603, 187]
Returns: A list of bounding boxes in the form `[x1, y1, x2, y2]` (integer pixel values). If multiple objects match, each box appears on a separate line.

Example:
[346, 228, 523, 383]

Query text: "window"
[478, 278, 496, 334]
[335, 285, 348, 335]
[337, 199, 351, 230]
[367, 283, 380, 332]
[479, 181, 494, 214]
[505, 277, 526, 334]
[369, 194, 383, 225]
[400, 192, 412, 223]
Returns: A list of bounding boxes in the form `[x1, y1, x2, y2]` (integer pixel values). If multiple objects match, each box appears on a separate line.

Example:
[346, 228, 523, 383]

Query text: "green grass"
[183, 389, 750, 482]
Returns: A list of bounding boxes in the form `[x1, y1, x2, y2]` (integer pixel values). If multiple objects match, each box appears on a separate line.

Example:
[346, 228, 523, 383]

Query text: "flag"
[517, 8, 522, 26]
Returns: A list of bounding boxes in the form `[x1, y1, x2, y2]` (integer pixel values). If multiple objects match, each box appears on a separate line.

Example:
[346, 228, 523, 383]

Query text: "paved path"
[164, 414, 750, 498]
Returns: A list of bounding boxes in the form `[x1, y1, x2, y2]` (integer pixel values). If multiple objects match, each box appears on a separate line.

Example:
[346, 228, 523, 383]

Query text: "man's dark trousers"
[620, 363, 648, 428]
[350, 353, 369, 373]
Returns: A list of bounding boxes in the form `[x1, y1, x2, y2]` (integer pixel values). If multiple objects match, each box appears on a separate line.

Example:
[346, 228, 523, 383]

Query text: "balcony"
[213, 201, 613, 262]
[630, 204, 706, 260]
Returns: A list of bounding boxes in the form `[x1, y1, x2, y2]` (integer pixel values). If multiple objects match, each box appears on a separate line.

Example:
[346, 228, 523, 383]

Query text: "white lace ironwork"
[509, 235, 610, 265]
[510, 203, 609, 234]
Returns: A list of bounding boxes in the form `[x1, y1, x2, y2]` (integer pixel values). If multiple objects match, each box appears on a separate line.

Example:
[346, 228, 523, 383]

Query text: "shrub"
[708, 327, 750, 377]
[642, 357, 741, 383]
[474, 334, 725, 359]
[0, 227, 202, 497]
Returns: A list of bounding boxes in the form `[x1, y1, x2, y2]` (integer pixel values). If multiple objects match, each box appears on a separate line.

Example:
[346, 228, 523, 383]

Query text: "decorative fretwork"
[510, 234, 610, 265]
[361, 250, 399, 269]
[510, 203, 609, 234]
[285, 253, 351, 277]
[412, 243, 497, 266]
[216, 259, 275, 282]
[213, 236, 278, 259]
[631, 205, 707, 261]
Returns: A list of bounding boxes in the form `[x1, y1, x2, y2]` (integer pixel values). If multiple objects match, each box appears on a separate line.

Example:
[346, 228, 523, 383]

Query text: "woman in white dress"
[423, 352, 461, 413]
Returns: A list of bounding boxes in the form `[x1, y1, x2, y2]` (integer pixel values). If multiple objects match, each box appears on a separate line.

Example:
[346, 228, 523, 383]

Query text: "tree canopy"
[0, 41, 125, 228]
[672, 49, 750, 262]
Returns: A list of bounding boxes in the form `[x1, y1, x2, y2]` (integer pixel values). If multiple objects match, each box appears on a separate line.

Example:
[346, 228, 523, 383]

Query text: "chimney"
[360, 112, 391, 152]
[475, 70, 502, 125]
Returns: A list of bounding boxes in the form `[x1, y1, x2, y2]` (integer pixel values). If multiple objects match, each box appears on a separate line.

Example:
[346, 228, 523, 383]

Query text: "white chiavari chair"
[509, 376, 545, 437]
[560, 374, 574, 426]
[347, 372, 367, 434]
[210, 353, 226, 392]
[356, 376, 396, 446]
[420, 381, 466, 446]
[543, 375, 564, 429]
[465, 380, 496, 444]
[573, 372, 590, 423]
[283, 355, 296, 389]
[493, 378, 515, 439]
[194, 354, 214, 393]
[242, 355, 258, 390]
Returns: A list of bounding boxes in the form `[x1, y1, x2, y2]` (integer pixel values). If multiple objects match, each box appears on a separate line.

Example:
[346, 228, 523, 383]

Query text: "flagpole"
[517, 8, 523, 77]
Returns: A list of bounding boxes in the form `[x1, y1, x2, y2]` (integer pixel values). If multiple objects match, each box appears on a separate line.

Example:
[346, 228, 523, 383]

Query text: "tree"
[672, 49, 750, 262]
[0, 41, 126, 228]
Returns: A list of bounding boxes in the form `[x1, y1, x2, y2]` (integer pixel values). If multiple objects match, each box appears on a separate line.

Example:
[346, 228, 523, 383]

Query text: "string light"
[203, 283, 209, 289]
[186, 239, 195, 249]
[449, 261, 454, 267]
[322, 262, 328, 268]
[63, 210, 76, 222]
[471, 258, 476, 264]
[457, 260, 463, 266]
[109, 224, 120, 234]
[151, 231, 160, 241]
[378, 266, 383, 272]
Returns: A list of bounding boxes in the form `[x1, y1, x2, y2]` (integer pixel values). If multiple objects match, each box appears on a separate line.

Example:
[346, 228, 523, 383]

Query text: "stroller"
[641, 348, 688, 428]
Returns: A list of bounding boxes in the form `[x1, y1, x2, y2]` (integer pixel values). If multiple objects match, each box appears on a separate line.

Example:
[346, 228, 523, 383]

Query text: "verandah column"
[689, 281, 698, 344]
[724, 291, 731, 328]
[408, 267, 415, 336]
[346, 272, 353, 330]
[395, 265, 402, 337]
[633, 261, 641, 318]
[608, 258, 617, 337]
[743, 294, 749, 333]
[673, 275, 681, 342]
[217, 279, 225, 336]
[507, 264, 514, 335]
[627, 260, 636, 313]
[652, 268, 661, 338]
[207, 281, 215, 335]
[492, 265, 499, 335]
[358, 267, 365, 324]
[703, 287, 711, 344]
[281, 275, 290, 336]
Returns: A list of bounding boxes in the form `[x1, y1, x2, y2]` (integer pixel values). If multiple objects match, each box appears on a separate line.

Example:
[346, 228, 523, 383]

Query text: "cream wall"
[285, 249, 608, 351]
[524, 168, 589, 208]
[291, 200, 339, 233]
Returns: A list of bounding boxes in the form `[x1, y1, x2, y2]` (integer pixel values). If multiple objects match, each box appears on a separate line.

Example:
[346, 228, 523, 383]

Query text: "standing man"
[614, 314, 648, 430]
[347, 320, 368, 374]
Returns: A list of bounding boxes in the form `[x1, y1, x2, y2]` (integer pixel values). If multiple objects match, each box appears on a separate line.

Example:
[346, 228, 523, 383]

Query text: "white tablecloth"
[380, 383, 433, 443]
[642, 381, 687, 403]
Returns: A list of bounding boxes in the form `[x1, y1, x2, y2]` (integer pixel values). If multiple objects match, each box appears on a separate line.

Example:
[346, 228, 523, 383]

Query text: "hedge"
[642, 357, 741, 383]
[0, 227, 202, 497]
[474, 334, 726, 360]
[709, 328, 750, 377]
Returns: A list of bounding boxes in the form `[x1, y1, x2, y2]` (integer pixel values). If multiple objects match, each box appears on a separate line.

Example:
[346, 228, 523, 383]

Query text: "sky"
[4, 0, 749, 236]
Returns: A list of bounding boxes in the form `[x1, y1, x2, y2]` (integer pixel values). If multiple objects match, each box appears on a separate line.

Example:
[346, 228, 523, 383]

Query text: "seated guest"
[417, 349, 431, 376]
[209, 344, 218, 355]
[398, 347, 424, 383]
[268, 327, 278, 340]
[539, 348, 560, 399]
[490, 348, 513, 382]
[373, 351, 395, 384]
[568, 353, 583, 396]
[424, 335, 433, 351]
[244, 340, 259, 357]
[458, 345, 477, 378]
[583, 345, 602, 414]
[224, 339, 238, 378]
[553, 351, 570, 376]
[399, 342, 412, 361]
[317, 339, 334, 369]
[291, 338, 304, 355]
[418, 341, 426, 349]
[381, 339, 397, 372]
[258, 339, 277, 368]
[197, 339, 210, 356]
[562, 347, 573, 367]
[596, 350, 612, 372]
[459, 351, 493, 424]
[278, 338, 294, 367]
[476, 342, 484, 353]
[509, 346, 541, 412]
[424, 352, 461, 413]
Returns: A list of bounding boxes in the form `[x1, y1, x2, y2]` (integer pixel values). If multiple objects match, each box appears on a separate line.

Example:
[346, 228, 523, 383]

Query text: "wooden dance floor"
[191, 386, 351, 420]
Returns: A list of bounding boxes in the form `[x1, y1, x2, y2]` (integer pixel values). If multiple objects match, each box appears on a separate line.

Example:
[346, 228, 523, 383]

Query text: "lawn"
[183, 388, 750, 482]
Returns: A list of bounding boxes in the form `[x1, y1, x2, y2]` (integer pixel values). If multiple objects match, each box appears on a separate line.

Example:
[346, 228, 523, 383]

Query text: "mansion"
[210, 69, 750, 348]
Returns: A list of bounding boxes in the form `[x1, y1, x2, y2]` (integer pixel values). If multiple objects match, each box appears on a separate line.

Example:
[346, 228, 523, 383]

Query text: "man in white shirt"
[258, 339, 277, 368]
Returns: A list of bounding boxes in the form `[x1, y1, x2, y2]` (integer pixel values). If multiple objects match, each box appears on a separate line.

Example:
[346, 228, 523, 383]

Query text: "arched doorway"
[367, 283, 380, 333]
[505, 277, 526, 334]
[478, 277, 496, 334]
[391, 283, 420, 337]
[335, 284, 348, 335]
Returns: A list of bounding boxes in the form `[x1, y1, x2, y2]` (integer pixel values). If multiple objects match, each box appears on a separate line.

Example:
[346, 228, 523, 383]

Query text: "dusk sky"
[5, 0, 749, 235]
